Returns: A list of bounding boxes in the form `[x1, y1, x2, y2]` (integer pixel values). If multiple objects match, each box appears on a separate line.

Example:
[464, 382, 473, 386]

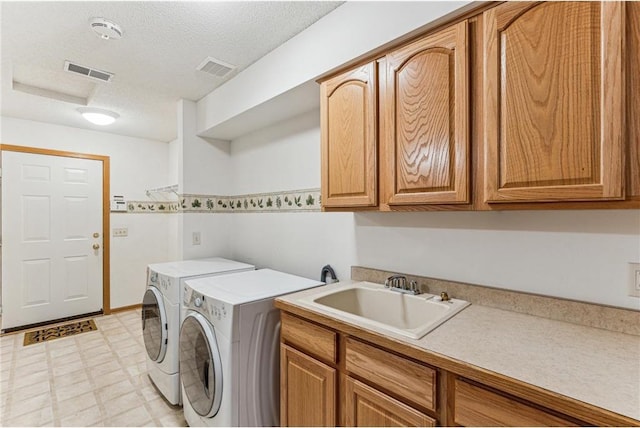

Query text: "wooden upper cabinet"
[321, 62, 378, 208]
[484, 1, 625, 203]
[383, 20, 469, 205]
[627, 2, 640, 199]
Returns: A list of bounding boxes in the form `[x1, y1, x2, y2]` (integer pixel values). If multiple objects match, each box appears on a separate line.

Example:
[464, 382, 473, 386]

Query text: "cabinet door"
[321, 61, 377, 208]
[344, 377, 436, 427]
[454, 378, 579, 426]
[281, 344, 336, 427]
[344, 337, 436, 412]
[484, 2, 625, 202]
[383, 21, 469, 205]
[628, 2, 640, 199]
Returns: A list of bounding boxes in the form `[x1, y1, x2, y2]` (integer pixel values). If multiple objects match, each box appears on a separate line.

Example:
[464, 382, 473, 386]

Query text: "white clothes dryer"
[142, 258, 254, 405]
[179, 269, 323, 426]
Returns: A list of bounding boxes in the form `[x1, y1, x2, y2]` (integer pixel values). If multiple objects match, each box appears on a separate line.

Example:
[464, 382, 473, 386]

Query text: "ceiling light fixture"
[78, 107, 119, 126]
[90, 18, 123, 40]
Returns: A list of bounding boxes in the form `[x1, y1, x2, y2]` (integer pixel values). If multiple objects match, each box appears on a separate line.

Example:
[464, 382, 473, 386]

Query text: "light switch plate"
[193, 232, 201, 245]
[113, 227, 128, 237]
[629, 262, 640, 298]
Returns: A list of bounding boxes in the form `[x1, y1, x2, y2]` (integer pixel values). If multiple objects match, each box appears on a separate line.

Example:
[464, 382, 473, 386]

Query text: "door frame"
[1, 144, 111, 314]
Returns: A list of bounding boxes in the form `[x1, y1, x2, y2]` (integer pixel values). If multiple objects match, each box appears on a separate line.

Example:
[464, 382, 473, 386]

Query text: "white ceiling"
[0, 1, 342, 143]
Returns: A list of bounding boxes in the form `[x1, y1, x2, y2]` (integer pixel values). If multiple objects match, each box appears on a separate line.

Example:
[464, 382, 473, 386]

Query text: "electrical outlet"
[193, 232, 201, 246]
[112, 227, 128, 237]
[629, 262, 640, 298]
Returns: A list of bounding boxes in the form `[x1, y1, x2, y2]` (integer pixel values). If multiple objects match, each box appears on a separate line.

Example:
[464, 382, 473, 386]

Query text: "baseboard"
[110, 303, 142, 313]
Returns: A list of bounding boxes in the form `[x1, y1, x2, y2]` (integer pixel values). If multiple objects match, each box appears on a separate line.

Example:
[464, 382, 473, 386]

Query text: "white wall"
[226, 113, 640, 310]
[174, 100, 234, 261]
[180, 213, 234, 261]
[230, 110, 320, 194]
[179, 100, 231, 195]
[352, 210, 640, 308]
[1, 116, 174, 309]
[229, 212, 356, 280]
[168, 137, 180, 187]
[109, 214, 171, 308]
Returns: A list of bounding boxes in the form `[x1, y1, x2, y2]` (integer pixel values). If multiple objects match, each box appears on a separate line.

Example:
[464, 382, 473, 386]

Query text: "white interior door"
[2, 150, 103, 330]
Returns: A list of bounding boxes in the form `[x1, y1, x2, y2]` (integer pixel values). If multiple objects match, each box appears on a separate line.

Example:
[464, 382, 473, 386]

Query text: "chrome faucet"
[384, 275, 420, 295]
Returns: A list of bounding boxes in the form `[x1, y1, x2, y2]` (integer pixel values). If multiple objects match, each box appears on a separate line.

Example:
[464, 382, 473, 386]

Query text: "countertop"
[276, 280, 640, 422]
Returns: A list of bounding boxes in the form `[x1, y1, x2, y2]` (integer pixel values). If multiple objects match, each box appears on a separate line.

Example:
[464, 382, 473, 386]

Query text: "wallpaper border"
[120, 188, 321, 214]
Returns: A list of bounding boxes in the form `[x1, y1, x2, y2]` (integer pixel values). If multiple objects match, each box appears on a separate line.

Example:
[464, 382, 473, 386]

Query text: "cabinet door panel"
[384, 20, 469, 205]
[484, 1, 624, 202]
[344, 377, 436, 427]
[280, 344, 336, 426]
[281, 312, 337, 363]
[281, 344, 336, 427]
[321, 62, 377, 208]
[627, 2, 640, 198]
[454, 379, 579, 426]
[345, 337, 436, 412]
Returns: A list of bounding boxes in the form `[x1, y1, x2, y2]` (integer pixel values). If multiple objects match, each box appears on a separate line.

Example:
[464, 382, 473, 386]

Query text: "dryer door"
[180, 312, 223, 418]
[142, 287, 168, 362]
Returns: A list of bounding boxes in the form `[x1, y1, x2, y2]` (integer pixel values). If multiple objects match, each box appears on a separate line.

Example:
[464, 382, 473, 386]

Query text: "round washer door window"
[180, 312, 223, 417]
[142, 287, 167, 362]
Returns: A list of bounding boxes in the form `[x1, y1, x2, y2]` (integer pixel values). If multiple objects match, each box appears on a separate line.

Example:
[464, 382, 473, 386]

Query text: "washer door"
[180, 312, 223, 418]
[142, 287, 167, 362]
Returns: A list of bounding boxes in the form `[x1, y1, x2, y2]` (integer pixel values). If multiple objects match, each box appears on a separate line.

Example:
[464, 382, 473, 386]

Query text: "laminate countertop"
[276, 280, 640, 422]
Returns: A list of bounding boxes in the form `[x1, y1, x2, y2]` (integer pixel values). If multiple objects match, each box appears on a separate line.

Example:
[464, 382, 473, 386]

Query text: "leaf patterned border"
[121, 188, 321, 214]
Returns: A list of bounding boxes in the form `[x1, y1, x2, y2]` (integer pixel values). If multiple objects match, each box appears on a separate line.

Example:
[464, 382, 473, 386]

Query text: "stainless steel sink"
[302, 282, 469, 339]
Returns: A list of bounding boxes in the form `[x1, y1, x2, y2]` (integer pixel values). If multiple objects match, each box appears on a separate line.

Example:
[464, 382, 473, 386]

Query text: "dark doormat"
[23, 319, 98, 346]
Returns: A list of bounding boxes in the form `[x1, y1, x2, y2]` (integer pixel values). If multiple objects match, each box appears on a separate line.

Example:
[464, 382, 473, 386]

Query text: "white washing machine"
[179, 269, 323, 426]
[142, 258, 254, 405]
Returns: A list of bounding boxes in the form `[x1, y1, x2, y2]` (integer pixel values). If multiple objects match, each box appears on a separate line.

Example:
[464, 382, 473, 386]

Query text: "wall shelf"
[146, 184, 179, 199]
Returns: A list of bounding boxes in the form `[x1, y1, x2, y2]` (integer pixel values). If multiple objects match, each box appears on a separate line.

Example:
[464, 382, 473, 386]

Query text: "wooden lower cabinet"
[280, 344, 336, 427]
[344, 376, 436, 427]
[280, 314, 438, 427]
[453, 378, 581, 426]
[344, 337, 437, 412]
[278, 310, 636, 427]
[281, 312, 337, 363]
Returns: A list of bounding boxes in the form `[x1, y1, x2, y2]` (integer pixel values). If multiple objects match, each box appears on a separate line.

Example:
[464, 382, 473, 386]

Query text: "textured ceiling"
[0, 1, 342, 142]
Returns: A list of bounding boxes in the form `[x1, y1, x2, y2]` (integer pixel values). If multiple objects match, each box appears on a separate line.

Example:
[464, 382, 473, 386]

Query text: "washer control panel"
[184, 289, 234, 336]
[159, 275, 173, 293]
[147, 268, 179, 303]
[211, 302, 228, 321]
[148, 269, 158, 286]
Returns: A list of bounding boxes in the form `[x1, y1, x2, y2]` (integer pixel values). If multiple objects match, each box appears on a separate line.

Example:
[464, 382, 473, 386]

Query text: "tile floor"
[0, 309, 187, 427]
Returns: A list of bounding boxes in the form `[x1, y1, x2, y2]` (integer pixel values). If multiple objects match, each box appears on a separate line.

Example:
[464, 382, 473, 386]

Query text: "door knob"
[92, 244, 100, 250]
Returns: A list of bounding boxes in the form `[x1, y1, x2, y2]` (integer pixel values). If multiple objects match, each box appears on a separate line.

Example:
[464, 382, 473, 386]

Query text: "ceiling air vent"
[64, 61, 114, 83]
[196, 56, 236, 78]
